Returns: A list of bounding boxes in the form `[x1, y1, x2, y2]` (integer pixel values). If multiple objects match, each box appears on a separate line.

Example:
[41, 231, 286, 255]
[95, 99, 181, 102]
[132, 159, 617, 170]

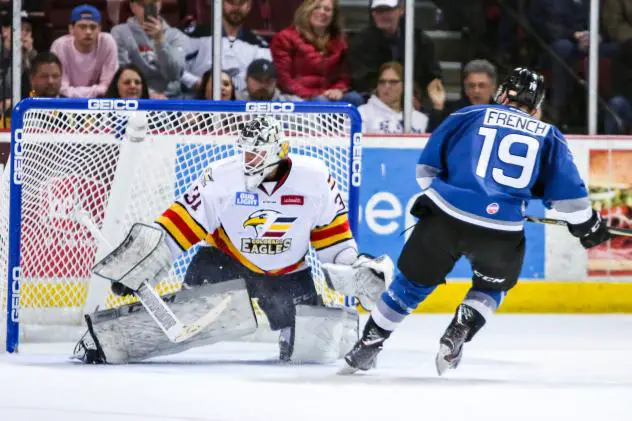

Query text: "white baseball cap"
[371, 0, 399, 9]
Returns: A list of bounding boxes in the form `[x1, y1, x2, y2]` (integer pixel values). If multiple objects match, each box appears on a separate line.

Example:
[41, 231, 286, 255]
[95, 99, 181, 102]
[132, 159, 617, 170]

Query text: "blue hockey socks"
[461, 288, 506, 322]
[371, 272, 437, 331]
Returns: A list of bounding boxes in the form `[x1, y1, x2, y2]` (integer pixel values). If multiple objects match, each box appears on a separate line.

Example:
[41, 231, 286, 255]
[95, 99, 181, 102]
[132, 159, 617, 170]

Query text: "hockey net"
[0, 100, 360, 351]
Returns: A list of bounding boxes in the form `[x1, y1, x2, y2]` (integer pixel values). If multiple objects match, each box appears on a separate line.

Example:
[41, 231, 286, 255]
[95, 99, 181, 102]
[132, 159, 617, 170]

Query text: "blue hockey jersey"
[416, 104, 591, 231]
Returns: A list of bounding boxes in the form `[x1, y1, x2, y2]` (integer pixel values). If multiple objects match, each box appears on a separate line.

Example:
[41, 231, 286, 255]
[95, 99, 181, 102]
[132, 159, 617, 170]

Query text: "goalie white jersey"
[155, 154, 357, 275]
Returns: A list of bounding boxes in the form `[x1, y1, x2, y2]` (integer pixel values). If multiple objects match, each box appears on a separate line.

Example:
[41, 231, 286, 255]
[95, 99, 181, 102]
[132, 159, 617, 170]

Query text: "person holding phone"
[111, 0, 187, 99]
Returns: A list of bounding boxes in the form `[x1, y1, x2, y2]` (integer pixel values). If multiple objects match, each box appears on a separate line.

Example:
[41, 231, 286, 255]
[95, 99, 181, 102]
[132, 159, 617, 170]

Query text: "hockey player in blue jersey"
[342, 67, 612, 375]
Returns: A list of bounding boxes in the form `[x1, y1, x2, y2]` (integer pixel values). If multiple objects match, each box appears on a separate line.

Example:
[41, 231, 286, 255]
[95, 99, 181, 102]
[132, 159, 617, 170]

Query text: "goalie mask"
[236, 116, 289, 191]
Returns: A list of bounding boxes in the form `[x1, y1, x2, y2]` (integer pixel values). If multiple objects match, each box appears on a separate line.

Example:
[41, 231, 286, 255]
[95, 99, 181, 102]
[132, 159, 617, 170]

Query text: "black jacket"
[528, 0, 590, 43]
[349, 17, 442, 95]
[426, 96, 495, 132]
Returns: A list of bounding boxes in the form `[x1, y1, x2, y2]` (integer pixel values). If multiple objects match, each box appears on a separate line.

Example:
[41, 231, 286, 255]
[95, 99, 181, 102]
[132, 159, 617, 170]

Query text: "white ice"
[1, 315, 631, 421]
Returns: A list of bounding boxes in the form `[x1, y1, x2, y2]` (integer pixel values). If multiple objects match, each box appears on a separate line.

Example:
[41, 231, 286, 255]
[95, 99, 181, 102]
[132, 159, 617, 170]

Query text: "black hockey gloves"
[568, 210, 611, 249]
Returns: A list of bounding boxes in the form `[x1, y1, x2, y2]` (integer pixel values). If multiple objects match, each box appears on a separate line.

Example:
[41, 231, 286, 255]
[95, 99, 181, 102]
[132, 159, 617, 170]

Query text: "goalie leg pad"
[78, 278, 257, 363]
[291, 304, 359, 364]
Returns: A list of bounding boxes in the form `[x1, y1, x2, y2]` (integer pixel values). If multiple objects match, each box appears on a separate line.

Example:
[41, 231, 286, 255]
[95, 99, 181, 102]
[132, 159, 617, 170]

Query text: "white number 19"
[475, 127, 539, 189]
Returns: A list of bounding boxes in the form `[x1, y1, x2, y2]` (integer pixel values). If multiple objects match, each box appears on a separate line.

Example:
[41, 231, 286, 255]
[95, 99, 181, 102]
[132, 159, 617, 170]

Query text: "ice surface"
[1, 315, 631, 421]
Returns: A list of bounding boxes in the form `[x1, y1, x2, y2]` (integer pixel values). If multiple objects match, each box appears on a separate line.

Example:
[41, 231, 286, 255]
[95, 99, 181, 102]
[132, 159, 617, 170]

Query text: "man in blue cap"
[50, 4, 119, 98]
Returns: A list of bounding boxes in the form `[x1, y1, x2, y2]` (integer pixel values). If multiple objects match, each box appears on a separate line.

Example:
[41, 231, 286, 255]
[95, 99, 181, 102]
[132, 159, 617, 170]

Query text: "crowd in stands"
[0, 0, 628, 134]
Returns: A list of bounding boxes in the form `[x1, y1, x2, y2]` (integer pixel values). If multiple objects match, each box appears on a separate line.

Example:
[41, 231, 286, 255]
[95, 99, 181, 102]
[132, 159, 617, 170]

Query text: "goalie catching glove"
[322, 254, 394, 310]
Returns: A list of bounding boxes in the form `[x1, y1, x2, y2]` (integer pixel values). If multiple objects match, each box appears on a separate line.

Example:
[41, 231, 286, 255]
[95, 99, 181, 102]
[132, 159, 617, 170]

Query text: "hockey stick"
[525, 215, 632, 237]
[75, 208, 230, 343]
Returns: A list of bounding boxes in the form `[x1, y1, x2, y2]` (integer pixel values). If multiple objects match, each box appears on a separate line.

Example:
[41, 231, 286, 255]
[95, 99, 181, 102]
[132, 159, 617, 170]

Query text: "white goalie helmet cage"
[236, 116, 289, 190]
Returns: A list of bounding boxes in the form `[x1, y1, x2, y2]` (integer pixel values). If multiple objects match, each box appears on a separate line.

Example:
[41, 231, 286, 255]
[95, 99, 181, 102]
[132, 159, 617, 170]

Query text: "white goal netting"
[0, 101, 359, 351]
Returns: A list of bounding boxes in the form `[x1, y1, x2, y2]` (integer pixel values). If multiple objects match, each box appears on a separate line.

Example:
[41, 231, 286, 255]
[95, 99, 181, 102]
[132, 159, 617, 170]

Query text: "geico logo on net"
[245, 102, 295, 113]
[10, 267, 20, 323]
[351, 133, 362, 187]
[88, 99, 139, 110]
[12, 129, 24, 185]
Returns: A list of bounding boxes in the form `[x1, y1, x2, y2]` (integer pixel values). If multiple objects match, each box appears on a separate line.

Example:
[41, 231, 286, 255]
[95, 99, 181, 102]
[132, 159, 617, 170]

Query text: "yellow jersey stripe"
[269, 224, 292, 230]
[215, 227, 265, 274]
[312, 213, 348, 233]
[171, 202, 207, 241]
[312, 230, 353, 250]
[156, 215, 193, 250]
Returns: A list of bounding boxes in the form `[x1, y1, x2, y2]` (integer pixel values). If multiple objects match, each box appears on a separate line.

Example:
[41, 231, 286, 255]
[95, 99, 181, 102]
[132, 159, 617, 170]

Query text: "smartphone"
[144, 3, 158, 20]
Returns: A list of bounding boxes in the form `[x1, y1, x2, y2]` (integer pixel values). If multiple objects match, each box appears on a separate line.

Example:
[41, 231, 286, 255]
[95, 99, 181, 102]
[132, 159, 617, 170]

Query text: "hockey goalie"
[73, 116, 393, 364]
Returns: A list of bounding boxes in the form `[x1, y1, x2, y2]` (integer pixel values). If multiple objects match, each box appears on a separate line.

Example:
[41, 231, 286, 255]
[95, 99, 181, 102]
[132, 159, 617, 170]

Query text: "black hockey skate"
[435, 304, 485, 375]
[71, 316, 107, 364]
[339, 317, 390, 375]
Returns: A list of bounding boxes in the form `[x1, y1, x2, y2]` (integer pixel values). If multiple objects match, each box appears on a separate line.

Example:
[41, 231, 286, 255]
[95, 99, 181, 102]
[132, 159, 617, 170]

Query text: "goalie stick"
[75, 208, 230, 343]
[525, 215, 632, 237]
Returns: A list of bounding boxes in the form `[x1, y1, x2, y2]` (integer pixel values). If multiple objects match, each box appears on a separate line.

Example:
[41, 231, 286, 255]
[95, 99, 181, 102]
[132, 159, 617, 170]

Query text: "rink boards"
[2, 133, 632, 313]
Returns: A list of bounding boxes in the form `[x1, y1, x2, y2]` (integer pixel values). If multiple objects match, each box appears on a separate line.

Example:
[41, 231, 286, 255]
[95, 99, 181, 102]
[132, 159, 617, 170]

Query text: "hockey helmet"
[236, 116, 289, 190]
[495, 67, 545, 111]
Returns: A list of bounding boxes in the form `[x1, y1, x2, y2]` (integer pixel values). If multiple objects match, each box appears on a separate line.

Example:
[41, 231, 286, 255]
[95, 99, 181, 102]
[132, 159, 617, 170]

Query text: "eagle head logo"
[243, 209, 280, 237]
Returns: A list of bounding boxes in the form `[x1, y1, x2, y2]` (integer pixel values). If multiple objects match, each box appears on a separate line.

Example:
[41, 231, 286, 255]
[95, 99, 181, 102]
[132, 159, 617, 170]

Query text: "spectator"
[270, 0, 364, 105]
[529, 0, 611, 126]
[236, 59, 301, 101]
[603, 0, 632, 134]
[222, 0, 269, 47]
[1, 12, 37, 111]
[112, 0, 187, 99]
[182, 0, 271, 96]
[427, 59, 497, 131]
[189, 68, 237, 132]
[29, 52, 64, 98]
[104, 64, 150, 99]
[430, 0, 488, 61]
[358, 61, 428, 133]
[50, 5, 118, 98]
[349, 0, 443, 106]
[195, 69, 236, 100]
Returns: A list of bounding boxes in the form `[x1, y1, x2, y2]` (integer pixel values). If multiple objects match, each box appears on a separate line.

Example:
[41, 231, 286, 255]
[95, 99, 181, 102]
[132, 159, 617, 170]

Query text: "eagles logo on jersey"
[241, 209, 296, 255]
